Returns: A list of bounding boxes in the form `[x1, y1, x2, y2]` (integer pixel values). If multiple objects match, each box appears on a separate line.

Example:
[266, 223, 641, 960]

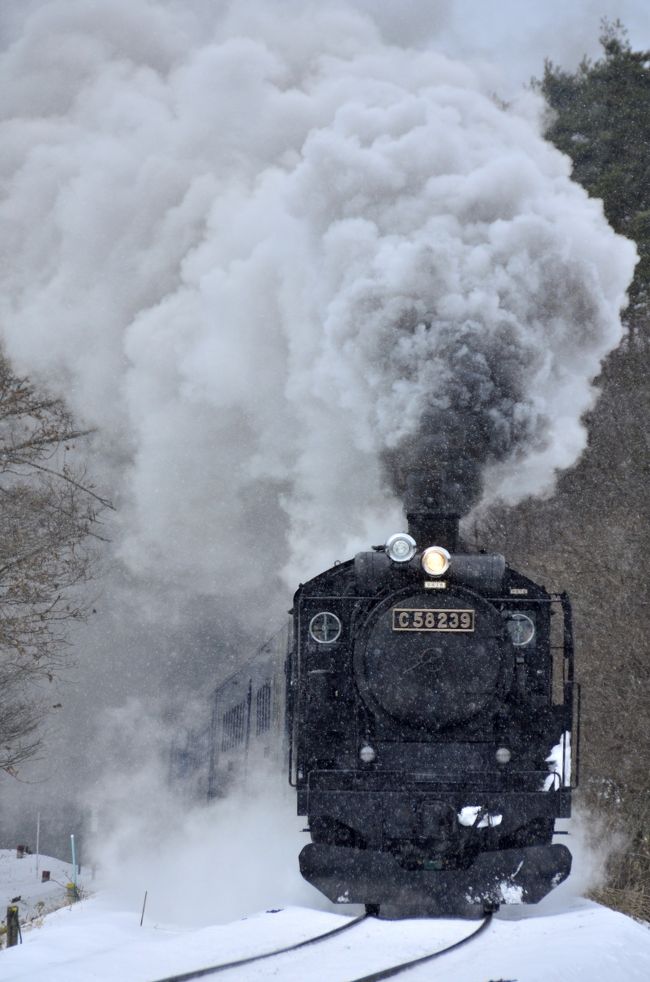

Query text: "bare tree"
[0, 353, 111, 773]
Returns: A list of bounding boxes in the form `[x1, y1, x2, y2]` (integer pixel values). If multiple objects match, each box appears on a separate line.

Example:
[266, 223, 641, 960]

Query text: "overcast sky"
[446, 0, 650, 87]
[345, 0, 650, 90]
[2, 1, 650, 80]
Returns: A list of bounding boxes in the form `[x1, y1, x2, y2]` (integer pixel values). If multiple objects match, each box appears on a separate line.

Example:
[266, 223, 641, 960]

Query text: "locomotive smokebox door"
[354, 589, 514, 731]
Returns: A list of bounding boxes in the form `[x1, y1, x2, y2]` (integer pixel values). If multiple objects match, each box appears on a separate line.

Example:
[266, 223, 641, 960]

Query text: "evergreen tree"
[540, 20, 650, 340]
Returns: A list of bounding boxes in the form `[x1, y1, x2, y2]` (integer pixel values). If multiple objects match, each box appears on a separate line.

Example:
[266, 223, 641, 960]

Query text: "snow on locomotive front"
[288, 511, 577, 917]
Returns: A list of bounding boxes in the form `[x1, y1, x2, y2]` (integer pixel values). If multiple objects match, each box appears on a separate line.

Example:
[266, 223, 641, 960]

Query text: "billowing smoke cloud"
[0, 0, 636, 613]
[88, 699, 325, 924]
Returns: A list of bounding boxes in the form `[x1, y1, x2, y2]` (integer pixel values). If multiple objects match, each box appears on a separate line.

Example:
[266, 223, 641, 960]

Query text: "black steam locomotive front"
[288, 513, 577, 916]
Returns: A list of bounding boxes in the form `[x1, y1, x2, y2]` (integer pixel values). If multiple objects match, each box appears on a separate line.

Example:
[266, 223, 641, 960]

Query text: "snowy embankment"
[0, 849, 89, 928]
[2, 890, 650, 980]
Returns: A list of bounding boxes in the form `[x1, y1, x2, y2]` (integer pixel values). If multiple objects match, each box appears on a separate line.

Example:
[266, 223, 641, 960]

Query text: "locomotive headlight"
[496, 747, 512, 765]
[359, 745, 376, 764]
[421, 546, 451, 577]
[385, 532, 417, 563]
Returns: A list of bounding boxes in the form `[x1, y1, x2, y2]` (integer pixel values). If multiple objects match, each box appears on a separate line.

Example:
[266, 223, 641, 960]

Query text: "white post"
[70, 833, 77, 887]
[35, 811, 41, 881]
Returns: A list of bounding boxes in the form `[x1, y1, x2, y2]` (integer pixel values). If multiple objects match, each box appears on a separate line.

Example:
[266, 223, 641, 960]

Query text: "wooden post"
[6, 906, 19, 947]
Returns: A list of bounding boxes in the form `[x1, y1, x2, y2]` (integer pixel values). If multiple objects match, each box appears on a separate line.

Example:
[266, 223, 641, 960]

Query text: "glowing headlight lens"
[385, 532, 417, 563]
[359, 745, 376, 763]
[421, 546, 451, 577]
[496, 747, 512, 764]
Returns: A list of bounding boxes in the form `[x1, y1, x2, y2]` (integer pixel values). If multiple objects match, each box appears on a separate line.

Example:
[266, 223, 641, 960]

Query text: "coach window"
[256, 682, 272, 735]
[221, 701, 246, 751]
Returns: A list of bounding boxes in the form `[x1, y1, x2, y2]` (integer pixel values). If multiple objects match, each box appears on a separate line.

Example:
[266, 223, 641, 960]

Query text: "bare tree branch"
[0, 352, 111, 774]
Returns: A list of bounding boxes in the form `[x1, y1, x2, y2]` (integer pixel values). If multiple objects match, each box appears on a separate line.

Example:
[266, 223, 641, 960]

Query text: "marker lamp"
[385, 532, 417, 563]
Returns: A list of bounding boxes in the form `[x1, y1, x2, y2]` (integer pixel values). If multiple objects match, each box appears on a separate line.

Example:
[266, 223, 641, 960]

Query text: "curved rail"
[347, 912, 493, 982]
[151, 912, 369, 982]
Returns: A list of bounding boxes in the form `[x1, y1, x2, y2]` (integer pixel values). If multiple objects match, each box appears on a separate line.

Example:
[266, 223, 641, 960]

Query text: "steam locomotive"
[290, 510, 578, 917]
[192, 509, 578, 917]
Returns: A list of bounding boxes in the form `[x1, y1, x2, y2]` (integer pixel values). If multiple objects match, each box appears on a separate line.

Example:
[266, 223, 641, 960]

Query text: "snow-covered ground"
[0, 849, 89, 927]
[1, 849, 649, 981]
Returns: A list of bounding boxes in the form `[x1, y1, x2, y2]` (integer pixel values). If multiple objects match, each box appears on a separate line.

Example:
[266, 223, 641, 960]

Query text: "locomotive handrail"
[575, 682, 582, 788]
[289, 605, 304, 788]
[559, 592, 575, 682]
[306, 768, 573, 795]
[286, 647, 297, 788]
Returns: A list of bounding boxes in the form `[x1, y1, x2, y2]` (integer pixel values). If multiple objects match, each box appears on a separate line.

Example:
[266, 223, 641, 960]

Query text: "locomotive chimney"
[402, 462, 463, 553]
[406, 510, 460, 553]
[389, 428, 478, 555]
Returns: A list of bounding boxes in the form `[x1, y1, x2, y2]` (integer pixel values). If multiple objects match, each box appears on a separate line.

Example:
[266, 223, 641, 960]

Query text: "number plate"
[392, 608, 475, 632]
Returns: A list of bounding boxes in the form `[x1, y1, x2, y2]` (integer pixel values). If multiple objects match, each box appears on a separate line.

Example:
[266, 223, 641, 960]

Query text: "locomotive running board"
[299, 842, 572, 918]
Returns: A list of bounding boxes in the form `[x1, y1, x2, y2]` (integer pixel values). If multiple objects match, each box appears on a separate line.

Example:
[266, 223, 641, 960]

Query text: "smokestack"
[406, 510, 459, 552]
[395, 429, 474, 553]
[383, 420, 486, 541]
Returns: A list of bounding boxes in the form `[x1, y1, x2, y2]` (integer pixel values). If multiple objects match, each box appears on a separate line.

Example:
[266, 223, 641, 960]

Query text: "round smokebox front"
[354, 589, 512, 731]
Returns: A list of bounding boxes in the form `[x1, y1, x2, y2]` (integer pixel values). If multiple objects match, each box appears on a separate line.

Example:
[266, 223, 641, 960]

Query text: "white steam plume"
[0, 0, 636, 610]
[89, 699, 323, 925]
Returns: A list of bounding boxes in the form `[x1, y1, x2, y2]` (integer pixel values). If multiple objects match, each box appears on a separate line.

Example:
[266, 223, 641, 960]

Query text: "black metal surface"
[406, 511, 460, 552]
[281, 524, 579, 918]
[352, 551, 505, 594]
[305, 785, 571, 843]
[354, 586, 513, 730]
[307, 769, 565, 793]
[300, 842, 572, 917]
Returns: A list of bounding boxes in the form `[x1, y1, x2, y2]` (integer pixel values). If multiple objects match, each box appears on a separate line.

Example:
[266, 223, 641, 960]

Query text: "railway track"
[151, 912, 369, 981]
[347, 913, 493, 981]
[150, 911, 492, 982]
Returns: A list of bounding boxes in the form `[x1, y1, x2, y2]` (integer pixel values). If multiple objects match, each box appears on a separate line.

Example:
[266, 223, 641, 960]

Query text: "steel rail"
[150, 912, 369, 982]
[346, 912, 493, 982]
